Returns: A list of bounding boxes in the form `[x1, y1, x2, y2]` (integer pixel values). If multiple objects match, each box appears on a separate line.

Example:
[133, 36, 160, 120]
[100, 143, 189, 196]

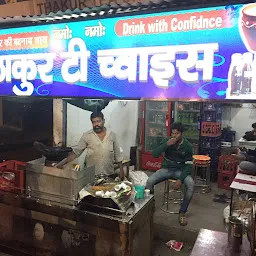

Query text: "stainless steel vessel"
[228, 216, 243, 252]
[247, 201, 256, 256]
[26, 157, 95, 205]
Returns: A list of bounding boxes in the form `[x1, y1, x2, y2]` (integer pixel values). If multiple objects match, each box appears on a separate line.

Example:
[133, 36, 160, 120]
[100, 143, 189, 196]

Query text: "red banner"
[115, 10, 227, 36]
[0, 31, 49, 51]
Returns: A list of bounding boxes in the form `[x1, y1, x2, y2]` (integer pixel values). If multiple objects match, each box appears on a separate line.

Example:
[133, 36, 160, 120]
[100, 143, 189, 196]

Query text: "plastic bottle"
[180, 112, 183, 122]
[189, 114, 193, 123]
[197, 116, 200, 131]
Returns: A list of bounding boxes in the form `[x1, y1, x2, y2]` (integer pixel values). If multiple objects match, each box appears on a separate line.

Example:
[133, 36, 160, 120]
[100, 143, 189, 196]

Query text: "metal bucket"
[228, 216, 243, 253]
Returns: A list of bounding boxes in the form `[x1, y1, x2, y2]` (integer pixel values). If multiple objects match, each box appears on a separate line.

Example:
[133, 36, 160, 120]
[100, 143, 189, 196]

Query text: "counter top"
[190, 229, 251, 256]
[238, 138, 256, 150]
[239, 138, 256, 144]
[230, 173, 256, 193]
[0, 189, 154, 224]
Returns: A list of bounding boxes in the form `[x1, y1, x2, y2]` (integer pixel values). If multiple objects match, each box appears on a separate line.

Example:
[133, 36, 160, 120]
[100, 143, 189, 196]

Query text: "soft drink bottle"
[251, 54, 256, 95]
[241, 52, 253, 94]
[228, 53, 243, 96]
[189, 114, 193, 123]
[180, 113, 183, 123]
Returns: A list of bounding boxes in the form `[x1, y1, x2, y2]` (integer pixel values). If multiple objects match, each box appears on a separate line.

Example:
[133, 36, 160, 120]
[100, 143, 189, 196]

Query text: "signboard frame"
[0, 2, 255, 100]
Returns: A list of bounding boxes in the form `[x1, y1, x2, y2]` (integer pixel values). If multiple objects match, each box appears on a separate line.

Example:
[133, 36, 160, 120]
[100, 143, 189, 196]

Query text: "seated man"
[243, 122, 256, 141]
[232, 147, 256, 174]
[146, 122, 195, 226]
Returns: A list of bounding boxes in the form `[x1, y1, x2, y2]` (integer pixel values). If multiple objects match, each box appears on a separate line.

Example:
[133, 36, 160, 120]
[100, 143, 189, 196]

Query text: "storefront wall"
[0, 2, 255, 150]
[0, 0, 143, 17]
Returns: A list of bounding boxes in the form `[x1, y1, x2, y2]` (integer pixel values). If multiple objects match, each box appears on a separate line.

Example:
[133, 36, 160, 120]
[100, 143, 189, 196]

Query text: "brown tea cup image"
[240, 3, 256, 52]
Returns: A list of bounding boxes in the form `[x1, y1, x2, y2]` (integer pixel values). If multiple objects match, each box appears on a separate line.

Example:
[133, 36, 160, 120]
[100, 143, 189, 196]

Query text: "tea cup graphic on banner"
[240, 3, 256, 52]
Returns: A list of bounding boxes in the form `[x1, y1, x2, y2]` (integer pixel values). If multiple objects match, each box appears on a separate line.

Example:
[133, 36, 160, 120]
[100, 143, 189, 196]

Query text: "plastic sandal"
[179, 213, 188, 226]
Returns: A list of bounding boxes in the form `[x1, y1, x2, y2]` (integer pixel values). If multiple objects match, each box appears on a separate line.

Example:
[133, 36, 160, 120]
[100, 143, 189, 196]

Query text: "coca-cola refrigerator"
[141, 101, 172, 171]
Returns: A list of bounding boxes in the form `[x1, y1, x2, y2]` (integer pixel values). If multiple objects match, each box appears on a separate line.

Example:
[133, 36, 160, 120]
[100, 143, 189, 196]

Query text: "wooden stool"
[160, 179, 183, 214]
[114, 159, 131, 178]
[192, 155, 211, 193]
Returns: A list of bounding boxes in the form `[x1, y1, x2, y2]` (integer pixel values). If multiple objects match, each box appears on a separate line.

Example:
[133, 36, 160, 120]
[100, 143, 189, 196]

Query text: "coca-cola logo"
[146, 161, 161, 168]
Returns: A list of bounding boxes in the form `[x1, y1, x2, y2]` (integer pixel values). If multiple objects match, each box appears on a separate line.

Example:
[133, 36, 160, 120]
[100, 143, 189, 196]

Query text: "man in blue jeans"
[232, 147, 256, 174]
[146, 122, 195, 226]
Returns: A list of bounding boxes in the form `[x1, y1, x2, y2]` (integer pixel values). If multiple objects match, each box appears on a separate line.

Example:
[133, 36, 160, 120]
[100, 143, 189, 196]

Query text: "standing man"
[146, 122, 194, 226]
[57, 112, 124, 180]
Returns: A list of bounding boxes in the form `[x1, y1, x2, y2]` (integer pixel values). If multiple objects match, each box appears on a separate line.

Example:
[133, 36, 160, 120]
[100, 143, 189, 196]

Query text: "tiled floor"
[150, 171, 230, 256]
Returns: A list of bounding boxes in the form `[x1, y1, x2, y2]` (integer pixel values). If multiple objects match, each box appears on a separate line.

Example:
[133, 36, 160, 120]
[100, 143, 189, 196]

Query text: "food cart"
[0, 189, 154, 256]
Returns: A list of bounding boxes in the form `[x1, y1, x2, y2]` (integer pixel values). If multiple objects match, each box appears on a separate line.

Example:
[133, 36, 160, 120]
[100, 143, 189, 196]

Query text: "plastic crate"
[218, 155, 238, 175]
[201, 122, 222, 137]
[218, 171, 235, 190]
[222, 130, 236, 143]
[202, 111, 222, 122]
[0, 160, 26, 193]
[201, 136, 221, 149]
[203, 103, 222, 112]
[221, 142, 232, 148]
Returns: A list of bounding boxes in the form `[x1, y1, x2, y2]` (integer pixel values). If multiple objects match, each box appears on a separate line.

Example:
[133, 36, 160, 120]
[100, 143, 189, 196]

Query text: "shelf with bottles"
[147, 127, 167, 137]
[182, 110, 200, 113]
[148, 109, 168, 113]
[186, 136, 199, 141]
[147, 111, 166, 125]
[176, 102, 200, 112]
[146, 101, 168, 111]
[145, 136, 165, 152]
[176, 112, 200, 124]
[182, 123, 198, 126]
[148, 121, 165, 125]
[147, 135, 166, 138]
[184, 126, 199, 138]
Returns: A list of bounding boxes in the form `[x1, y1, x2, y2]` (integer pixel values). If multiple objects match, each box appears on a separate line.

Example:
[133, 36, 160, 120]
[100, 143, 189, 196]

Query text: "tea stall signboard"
[0, 3, 255, 100]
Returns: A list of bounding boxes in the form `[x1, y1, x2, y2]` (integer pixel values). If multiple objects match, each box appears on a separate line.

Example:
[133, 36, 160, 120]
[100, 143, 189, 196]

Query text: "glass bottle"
[228, 53, 243, 96]
[241, 52, 253, 94]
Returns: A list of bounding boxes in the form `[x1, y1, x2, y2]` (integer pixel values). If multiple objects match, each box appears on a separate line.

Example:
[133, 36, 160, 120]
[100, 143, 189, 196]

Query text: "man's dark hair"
[171, 122, 184, 133]
[252, 123, 256, 129]
[90, 111, 104, 121]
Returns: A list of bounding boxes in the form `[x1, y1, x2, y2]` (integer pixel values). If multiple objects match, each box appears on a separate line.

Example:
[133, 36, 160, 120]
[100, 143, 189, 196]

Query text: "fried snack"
[92, 185, 114, 191]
